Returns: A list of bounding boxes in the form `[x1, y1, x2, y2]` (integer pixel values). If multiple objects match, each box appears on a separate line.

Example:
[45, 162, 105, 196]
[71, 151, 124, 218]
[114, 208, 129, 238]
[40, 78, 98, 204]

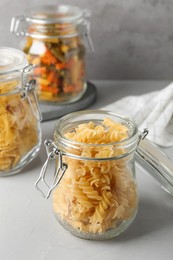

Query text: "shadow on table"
[107, 197, 172, 243]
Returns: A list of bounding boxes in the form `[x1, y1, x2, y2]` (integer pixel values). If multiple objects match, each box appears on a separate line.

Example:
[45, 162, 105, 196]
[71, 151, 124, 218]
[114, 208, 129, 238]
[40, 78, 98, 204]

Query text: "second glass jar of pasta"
[35, 110, 139, 240]
[0, 47, 42, 176]
[11, 5, 93, 104]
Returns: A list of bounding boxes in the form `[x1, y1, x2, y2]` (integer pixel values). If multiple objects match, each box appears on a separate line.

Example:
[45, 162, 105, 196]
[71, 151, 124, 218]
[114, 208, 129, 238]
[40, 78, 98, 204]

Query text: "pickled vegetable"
[24, 27, 86, 103]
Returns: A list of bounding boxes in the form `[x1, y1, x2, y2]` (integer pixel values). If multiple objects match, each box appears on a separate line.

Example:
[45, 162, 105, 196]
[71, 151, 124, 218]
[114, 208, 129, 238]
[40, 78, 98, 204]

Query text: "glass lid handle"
[136, 137, 173, 195]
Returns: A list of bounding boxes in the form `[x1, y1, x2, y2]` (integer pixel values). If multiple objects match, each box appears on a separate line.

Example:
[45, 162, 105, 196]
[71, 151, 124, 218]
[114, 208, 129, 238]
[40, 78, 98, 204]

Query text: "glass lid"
[0, 47, 27, 75]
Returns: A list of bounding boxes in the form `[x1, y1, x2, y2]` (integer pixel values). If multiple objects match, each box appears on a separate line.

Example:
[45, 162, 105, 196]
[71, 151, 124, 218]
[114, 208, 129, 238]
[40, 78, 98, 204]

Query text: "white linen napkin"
[101, 82, 173, 147]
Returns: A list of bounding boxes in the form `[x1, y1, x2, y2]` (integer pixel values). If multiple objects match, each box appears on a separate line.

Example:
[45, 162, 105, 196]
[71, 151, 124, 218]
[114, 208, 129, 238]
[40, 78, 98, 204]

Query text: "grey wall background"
[1, 0, 173, 80]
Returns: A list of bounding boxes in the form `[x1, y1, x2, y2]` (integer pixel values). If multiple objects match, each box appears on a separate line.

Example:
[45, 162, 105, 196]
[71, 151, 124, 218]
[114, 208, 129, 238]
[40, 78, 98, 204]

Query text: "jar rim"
[55, 110, 139, 151]
[0, 47, 27, 76]
[24, 5, 89, 25]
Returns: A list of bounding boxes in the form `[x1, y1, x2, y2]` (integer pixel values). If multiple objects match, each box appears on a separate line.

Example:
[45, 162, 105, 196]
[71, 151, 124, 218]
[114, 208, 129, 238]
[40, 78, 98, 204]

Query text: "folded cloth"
[101, 82, 173, 147]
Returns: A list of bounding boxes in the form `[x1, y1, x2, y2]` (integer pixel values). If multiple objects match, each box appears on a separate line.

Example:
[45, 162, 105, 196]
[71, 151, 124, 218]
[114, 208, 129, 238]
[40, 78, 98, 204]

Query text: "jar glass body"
[19, 5, 88, 104]
[25, 34, 86, 104]
[0, 49, 42, 176]
[52, 111, 139, 240]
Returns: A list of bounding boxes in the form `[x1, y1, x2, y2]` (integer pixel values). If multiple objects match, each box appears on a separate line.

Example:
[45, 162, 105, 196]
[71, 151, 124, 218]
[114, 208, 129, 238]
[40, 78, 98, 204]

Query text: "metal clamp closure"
[81, 20, 94, 53]
[21, 65, 42, 121]
[138, 128, 149, 145]
[35, 139, 67, 199]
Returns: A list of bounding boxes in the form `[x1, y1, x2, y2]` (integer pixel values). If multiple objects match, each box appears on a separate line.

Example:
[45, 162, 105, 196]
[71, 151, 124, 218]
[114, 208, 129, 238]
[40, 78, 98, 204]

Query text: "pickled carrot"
[41, 50, 57, 65]
[47, 70, 58, 84]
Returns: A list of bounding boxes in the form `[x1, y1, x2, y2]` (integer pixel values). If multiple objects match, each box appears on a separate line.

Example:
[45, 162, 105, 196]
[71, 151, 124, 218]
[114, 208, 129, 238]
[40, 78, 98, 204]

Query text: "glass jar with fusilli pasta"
[35, 110, 140, 240]
[0, 47, 42, 176]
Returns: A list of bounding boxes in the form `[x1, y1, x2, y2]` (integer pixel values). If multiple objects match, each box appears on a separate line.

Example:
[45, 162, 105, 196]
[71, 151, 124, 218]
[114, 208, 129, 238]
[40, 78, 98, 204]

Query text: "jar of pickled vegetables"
[35, 110, 141, 240]
[10, 5, 93, 104]
[0, 47, 42, 176]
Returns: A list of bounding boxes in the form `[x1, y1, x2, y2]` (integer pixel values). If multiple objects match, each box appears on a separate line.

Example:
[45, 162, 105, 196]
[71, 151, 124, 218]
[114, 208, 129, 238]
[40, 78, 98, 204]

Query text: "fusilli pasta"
[53, 118, 138, 235]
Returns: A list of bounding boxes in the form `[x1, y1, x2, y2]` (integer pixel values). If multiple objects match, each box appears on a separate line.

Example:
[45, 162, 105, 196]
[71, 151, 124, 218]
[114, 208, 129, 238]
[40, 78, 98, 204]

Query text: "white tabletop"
[0, 80, 173, 260]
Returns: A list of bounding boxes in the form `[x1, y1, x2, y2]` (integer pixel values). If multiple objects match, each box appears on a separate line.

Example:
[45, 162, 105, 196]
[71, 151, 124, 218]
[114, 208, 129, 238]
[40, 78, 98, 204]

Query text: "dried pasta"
[0, 80, 39, 172]
[53, 118, 138, 235]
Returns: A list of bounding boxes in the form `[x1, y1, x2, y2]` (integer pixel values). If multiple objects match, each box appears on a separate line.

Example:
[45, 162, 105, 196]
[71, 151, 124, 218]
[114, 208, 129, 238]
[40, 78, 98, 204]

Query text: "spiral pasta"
[53, 118, 138, 234]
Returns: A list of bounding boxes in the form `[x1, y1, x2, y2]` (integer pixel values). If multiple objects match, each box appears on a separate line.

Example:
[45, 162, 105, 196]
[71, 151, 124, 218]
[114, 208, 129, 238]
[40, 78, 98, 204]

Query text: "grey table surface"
[0, 80, 173, 260]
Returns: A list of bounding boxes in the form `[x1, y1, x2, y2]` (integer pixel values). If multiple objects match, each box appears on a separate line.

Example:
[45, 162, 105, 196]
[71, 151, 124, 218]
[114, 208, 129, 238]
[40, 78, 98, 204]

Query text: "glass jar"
[35, 110, 173, 239]
[10, 5, 93, 104]
[0, 47, 42, 176]
[35, 110, 140, 240]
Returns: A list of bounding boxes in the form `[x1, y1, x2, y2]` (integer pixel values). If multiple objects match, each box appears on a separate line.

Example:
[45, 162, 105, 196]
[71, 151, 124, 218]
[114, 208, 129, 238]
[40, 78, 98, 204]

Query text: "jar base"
[39, 82, 87, 105]
[54, 209, 138, 240]
[0, 143, 41, 177]
[40, 82, 97, 121]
